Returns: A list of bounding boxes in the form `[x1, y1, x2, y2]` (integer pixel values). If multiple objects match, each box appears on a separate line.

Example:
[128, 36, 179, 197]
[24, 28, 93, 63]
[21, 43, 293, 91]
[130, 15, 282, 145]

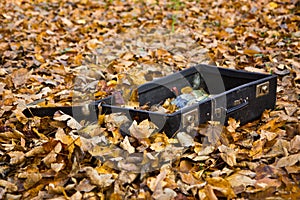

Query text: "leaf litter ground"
[0, 0, 299, 199]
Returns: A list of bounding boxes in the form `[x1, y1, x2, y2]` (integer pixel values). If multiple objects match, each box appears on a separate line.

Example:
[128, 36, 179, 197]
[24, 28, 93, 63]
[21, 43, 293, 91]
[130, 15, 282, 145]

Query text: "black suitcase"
[24, 64, 277, 137]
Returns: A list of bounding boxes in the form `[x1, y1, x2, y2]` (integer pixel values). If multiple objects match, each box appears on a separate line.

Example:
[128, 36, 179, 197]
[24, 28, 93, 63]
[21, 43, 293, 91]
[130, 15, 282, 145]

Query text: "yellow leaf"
[76, 19, 86, 24]
[206, 177, 236, 199]
[55, 128, 75, 156]
[226, 118, 240, 133]
[94, 91, 107, 98]
[34, 53, 45, 63]
[243, 48, 260, 55]
[107, 80, 117, 87]
[268, 2, 278, 9]
[32, 127, 48, 140]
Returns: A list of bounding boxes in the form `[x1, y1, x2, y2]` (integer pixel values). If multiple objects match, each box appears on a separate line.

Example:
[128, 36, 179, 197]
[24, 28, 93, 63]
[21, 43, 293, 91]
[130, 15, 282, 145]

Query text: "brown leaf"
[179, 172, 203, 185]
[179, 160, 194, 173]
[289, 135, 300, 153]
[118, 171, 138, 184]
[206, 177, 236, 199]
[24, 172, 42, 190]
[226, 172, 256, 193]
[75, 178, 96, 192]
[83, 166, 115, 188]
[104, 113, 130, 129]
[285, 165, 300, 174]
[70, 191, 83, 200]
[152, 188, 177, 200]
[263, 139, 289, 158]
[11, 68, 31, 88]
[276, 153, 300, 168]
[147, 169, 167, 192]
[255, 177, 281, 189]
[202, 185, 218, 200]
[51, 163, 65, 173]
[199, 122, 223, 146]
[243, 49, 260, 56]
[43, 150, 57, 167]
[129, 119, 158, 139]
[260, 130, 277, 141]
[25, 146, 46, 157]
[0, 180, 18, 192]
[250, 139, 266, 159]
[218, 145, 237, 167]
[53, 111, 82, 130]
[8, 151, 25, 165]
[226, 118, 240, 133]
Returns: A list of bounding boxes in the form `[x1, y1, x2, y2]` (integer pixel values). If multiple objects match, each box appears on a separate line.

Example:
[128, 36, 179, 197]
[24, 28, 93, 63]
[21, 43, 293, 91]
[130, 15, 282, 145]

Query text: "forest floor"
[0, 0, 299, 199]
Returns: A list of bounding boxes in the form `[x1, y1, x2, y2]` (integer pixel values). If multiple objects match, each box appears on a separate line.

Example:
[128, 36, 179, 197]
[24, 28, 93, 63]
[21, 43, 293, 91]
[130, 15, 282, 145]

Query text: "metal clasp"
[211, 98, 227, 121]
[256, 81, 269, 98]
[182, 108, 199, 127]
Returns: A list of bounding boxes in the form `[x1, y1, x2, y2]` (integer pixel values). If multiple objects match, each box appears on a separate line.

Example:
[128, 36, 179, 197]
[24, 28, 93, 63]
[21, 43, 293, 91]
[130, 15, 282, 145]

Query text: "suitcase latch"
[256, 81, 269, 98]
[214, 107, 226, 118]
[182, 108, 199, 127]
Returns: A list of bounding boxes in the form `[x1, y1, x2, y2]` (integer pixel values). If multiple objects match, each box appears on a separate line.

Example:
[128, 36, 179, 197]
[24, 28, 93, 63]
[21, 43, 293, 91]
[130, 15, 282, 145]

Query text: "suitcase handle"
[227, 99, 249, 114]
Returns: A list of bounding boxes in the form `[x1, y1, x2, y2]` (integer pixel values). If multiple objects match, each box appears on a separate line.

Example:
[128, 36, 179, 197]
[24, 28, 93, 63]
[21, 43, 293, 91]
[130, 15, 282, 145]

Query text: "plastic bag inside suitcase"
[97, 64, 277, 137]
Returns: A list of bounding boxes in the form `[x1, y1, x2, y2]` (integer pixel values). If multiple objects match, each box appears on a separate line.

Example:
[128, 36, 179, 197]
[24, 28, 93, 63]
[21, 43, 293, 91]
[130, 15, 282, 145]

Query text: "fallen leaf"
[104, 113, 130, 130]
[276, 153, 300, 168]
[289, 135, 300, 153]
[267, 2, 278, 10]
[226, 172, 256, 193]
[206, 177, 236, 199]
[24, 172, 42, 190]
[285, 165, 300, 174]
[75, 178, 96, 192]
[179, 172, 203, 185]
[263, 138, 289, 158]
[226, 118, 240, 133]
[120, 136, 135, 154]
[176, 132, 194, 147]
[118, 171, 138, 184]
[53, 111, 82, 130]
[0, 180, 18, 192]
[51, 163, 65, 173]
[25, 146, 46, 157]
[11, 68, 30, 88]
[83, 166, 115, 188]
[152, 188, 177, 200]
[218, 145, 237, 167]
[70, 191, 83, 200]
[129, 119, 158, 139]
[8, 151, 25, 164]
[147, 169, 167, 192]
[260, 130, 277, 141]
[255, 177, 281, 189]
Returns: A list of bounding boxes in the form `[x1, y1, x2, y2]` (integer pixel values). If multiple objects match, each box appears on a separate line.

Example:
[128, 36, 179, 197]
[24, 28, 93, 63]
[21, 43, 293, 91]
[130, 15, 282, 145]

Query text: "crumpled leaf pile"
[0, 0, 299, 199]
